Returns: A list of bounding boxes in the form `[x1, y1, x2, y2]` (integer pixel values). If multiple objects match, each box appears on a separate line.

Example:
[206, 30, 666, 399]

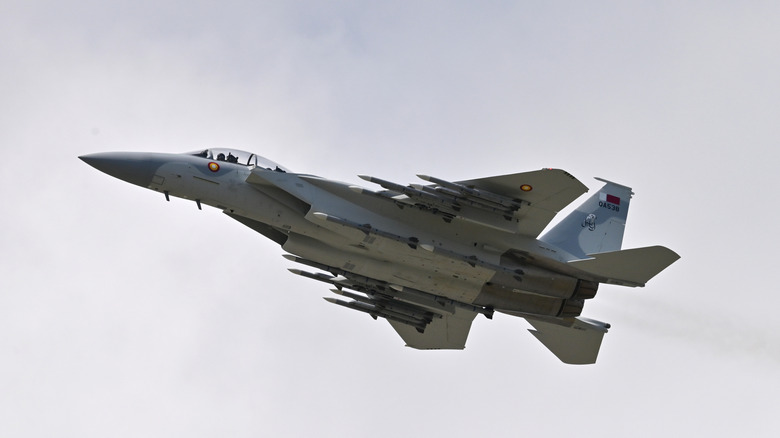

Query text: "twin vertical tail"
[540, 178, 634, 259]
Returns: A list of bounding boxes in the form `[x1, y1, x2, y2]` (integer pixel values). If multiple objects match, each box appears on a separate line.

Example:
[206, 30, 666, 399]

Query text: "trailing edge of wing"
[568, 245, 681, 287]
[389, 308, 478, 350]
[526, 317, 610, 365]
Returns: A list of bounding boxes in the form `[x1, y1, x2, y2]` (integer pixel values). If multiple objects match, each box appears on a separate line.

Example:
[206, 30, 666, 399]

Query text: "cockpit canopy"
[188, 148, 290, 172]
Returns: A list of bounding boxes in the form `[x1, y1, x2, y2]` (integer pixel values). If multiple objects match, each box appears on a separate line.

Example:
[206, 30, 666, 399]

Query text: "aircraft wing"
[351, 169, 588, 237]
[246, 167, 587, 237]
[388, 308, 478, 350]
[454, 169, 588, 236]
[456, 169, 587, 215]
[283, 251, 491, 351]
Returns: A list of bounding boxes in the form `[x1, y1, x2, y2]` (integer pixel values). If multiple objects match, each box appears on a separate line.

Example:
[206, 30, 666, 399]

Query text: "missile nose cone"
[80, 152, 164, 188]
[78, 154, 97, 166]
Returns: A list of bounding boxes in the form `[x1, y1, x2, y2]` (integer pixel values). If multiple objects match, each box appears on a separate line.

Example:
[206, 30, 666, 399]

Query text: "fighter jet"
[80, 148, 679, 364]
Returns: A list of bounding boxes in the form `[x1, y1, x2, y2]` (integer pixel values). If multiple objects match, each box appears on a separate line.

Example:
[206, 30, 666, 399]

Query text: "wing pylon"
[284, 254, 494, 319]
[354, 169, 588, 236]
[285, 254, 492, 348]
[356, 173, 527, 229]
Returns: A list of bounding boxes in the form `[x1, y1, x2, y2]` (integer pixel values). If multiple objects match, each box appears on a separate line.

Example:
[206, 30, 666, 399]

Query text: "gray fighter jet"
[81, 148, 679, 364]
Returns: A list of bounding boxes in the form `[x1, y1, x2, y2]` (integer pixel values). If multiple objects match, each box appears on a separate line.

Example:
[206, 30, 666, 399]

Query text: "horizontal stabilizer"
[568, 245, 680, 287]
[526, 317, 610, 364]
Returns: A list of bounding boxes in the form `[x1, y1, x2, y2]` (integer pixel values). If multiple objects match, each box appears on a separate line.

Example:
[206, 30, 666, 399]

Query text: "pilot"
[227, 152, 238, 163]
[217, 153, 226, 161]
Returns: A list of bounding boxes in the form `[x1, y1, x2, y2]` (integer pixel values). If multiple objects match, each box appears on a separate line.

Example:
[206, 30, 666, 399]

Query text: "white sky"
[2, 1, 779, 436]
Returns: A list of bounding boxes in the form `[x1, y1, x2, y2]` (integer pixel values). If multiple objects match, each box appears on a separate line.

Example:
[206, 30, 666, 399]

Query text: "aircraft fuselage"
[82, 151, 590, 318]
[81, 148, 679, 363]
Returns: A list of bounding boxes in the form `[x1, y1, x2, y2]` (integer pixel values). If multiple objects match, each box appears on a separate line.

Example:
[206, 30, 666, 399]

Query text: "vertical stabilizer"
[540, 178, 633, 259]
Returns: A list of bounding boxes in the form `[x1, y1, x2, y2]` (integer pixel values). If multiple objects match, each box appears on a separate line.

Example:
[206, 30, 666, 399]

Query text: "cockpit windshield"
[188, 148, 290, 172]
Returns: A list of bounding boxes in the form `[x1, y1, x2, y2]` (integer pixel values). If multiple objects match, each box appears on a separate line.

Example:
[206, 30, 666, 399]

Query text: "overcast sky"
[2, 1, 779, 436]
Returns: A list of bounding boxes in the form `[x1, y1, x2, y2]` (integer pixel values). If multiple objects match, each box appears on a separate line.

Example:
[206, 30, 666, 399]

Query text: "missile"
[358, 174, 517, 221]
[287, 268, 337, 285]
[358, 174, 419, 195]
[323, 297, 378, 319]
[358, 175, 458, 210]
[285, 254, 494, 318]
[331, 289, 442, 321]
[410, 183, 518, 220]
[284, 256, 373, 290]
[283, 254, 333, 272]
[417, 174, 525, 210]
[283, 254, 400, 292]
[323, 297, 428, 332]
[356, 176, 466, 224]
[287, 261, 392, 296]
[409, 183, 460, 201]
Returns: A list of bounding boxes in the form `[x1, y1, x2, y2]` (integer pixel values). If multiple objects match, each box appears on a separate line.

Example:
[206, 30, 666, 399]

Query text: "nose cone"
[79, 152, 166, 188]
